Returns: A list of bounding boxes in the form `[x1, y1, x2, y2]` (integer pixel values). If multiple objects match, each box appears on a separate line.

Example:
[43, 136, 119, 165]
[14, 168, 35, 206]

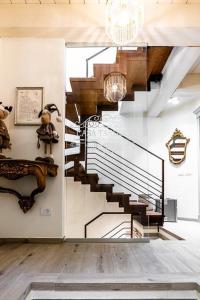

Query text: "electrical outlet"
[40, 208, 52, 216]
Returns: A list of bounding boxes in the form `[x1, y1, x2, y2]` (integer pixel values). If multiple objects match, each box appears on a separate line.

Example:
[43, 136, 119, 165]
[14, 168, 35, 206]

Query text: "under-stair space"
[65, 46, 172, 238]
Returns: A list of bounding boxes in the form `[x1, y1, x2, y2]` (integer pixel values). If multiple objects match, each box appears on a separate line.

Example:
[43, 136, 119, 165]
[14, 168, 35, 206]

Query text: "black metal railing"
[109, 227, 131, 238]
[101, 221, 131, 238]
[86, 47, 110, 77]
[87, 141, 162, 212]
[99, 122, 164, 161]
[85, 121, 165, 217]
[84, 212, 132, 238]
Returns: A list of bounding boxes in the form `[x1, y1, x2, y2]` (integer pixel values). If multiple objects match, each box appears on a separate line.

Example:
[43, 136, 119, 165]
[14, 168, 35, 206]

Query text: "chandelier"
[104, 72, 127, 102]
[106, 0, 143, 45]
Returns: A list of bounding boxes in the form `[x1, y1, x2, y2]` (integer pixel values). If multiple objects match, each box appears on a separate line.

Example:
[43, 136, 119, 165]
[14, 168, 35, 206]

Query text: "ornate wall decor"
[0, 159, 58, 213]
[15, 87, 43, 125]
[36, 103, 62, 164]
[0, 101, 12, 158]
[166, 129, 190, 165]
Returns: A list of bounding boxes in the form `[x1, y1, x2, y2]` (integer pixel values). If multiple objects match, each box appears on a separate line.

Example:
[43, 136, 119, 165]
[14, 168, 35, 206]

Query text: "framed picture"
[15, 87, 43, 125]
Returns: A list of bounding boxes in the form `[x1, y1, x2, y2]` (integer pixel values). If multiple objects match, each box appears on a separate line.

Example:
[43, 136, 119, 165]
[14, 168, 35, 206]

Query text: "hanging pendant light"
[106, 0, 143, 45]
[104, 72, 127, 102]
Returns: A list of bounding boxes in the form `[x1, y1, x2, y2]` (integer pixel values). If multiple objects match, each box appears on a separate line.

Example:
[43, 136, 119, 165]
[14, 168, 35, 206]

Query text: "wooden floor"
[1, 240, 200, 299]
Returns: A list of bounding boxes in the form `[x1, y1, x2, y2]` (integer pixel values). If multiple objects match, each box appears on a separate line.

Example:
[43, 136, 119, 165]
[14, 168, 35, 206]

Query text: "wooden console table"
[0, 159, 58, 213]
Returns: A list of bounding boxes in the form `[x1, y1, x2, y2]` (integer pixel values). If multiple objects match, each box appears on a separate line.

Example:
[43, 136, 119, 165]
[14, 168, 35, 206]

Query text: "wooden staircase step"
[70, 77, 99, 94]
[116, 49, 146, 63]
[67, 153, 84, 163]
[123, 201, 147, 215]
[91, 184, 114, 193]
[66, 127, 78, 135]
[68, 166, 164, 226]
[93, 63, 127, 88]
[107, 192, 125, 203]
[97, 103, 118, 113]
[81, 174, 99, 185]
[140, 214, 163, 226]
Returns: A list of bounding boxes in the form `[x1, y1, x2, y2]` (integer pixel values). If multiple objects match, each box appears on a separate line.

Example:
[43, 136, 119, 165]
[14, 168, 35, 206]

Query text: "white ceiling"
[0, 0, 200, 45]
[0, 0, 199, 4]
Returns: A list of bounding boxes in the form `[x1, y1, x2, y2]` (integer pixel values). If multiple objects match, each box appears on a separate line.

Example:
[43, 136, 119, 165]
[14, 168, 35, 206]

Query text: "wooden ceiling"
[66, 46, 173, 117]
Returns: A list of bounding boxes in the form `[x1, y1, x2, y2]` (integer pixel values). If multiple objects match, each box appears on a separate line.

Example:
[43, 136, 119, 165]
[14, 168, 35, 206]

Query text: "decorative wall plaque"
[166, 129, 190, 165]
[15, 87, 43, 125]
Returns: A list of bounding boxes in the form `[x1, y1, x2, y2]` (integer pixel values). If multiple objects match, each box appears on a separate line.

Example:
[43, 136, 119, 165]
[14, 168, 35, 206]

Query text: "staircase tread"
[147, 211, 162, 216]
[70, 77, 96, 82]
[86, 173, 99, 178]
[96, 184, 114, 187]
[112, 192, 124, 195]
[129, 202, 148, 206]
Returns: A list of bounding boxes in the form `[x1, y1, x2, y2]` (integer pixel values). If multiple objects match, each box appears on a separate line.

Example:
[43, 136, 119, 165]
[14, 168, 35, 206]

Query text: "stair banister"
[99, 122, 164, 161]
[86, 121, 165, 221]
[86, 47, 110, 77]
[84, 212, 129, 238]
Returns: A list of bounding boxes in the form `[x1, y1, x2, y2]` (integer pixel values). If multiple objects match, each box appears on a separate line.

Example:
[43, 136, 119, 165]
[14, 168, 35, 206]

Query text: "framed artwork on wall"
[15, 87, 43, 125]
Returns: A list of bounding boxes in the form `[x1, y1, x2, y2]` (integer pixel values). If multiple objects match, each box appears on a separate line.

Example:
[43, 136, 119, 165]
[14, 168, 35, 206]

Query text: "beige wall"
[147, 99, 200, 220]
[0, 38, 66, 238]
[66, 178, 125, 238]
[0, 4, 200, 45]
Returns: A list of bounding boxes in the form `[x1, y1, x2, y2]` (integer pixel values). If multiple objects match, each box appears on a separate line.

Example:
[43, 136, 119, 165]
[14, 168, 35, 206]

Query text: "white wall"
[0, 38, 66, 238]
[88, 98, 200, 220]
[87, 109, 161, 203]
[66, 178, 124, 238]
[147, 99, 200, 220]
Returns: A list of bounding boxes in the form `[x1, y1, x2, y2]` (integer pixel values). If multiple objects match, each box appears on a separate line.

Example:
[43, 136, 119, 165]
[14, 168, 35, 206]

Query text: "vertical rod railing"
[162, 159, 165, 217]
[86, 121, 165, 219]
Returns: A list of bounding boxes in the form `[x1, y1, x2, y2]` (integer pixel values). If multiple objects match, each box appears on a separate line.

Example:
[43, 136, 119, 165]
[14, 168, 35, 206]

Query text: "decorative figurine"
[0, 102, 12, 159]
[36, 103, 62, 164]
